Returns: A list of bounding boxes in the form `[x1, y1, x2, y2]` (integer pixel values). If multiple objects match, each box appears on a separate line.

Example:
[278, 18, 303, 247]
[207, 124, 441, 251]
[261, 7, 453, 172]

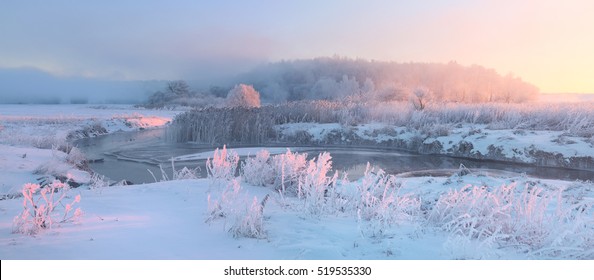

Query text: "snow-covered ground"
[0, 104, 178, 147]
[276, 122, 594, 171]
[1, 157, 592, 259]
[0, 104, 181, 194]
[1, 105, 593, 260]
[0, 145, 90, 196]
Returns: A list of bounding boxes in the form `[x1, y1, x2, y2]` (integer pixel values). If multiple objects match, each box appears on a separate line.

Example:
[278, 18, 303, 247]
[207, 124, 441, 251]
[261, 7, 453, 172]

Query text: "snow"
[0, 104, 182, 196]
[276, 122, 594, 167]
[1, 104, 593, 260]
[432, 125, 594, 162]
[1, 169, 591, 259]
[353, 123, 403, 142]
[0, 104, 179, 148]
[0, 144, 92, 195]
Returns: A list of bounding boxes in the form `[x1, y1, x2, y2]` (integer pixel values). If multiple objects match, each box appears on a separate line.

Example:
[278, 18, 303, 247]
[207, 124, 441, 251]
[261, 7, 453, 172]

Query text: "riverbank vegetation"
[168, 100, 594, 144]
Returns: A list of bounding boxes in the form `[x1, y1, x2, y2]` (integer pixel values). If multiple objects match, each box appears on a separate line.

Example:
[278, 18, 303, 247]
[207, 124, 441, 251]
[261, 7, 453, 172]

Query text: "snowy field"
[0, 174, 566, 259]
[0, 104, 178, 147]
[0, 104, 180, 194]
[1, 104, 593, 260]
[1, 148, 593, 259]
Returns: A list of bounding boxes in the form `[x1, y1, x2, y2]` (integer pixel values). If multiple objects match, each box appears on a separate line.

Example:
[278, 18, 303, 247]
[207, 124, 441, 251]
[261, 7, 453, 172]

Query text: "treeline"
[145, 57, 539, 108]
[239, 57, 539, 103]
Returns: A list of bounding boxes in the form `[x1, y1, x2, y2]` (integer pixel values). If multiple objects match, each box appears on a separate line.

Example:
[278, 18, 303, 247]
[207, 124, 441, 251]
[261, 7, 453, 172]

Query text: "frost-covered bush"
[297, 152, 338, 216]
[241, 150, 275, 187]
[206, 179, 268, 239]
[173, 166, 201, 180]
[229, 195, 269, 239]
[410, 87, 433, 111]
[13, 181, 82, 235]
[241, 149, 344, 216]
[428, 183, 594, 258]
[271, 149, 308, 195]
[429, 184, 548, 246]
[89, 173, 109, 189]
[66, 146, 88, 169]
[241, 149, 308, 192]
[147, 158, 201, 182]
[206, 145, 239, 184]
[242, 149, 333, 200]
[206, 179, 243, 222]
[356, 164, 420, 237]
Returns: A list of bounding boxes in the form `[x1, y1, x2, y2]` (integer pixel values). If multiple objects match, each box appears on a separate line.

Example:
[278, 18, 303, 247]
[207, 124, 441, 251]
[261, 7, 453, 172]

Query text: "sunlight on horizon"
[1, 1, 594, 94]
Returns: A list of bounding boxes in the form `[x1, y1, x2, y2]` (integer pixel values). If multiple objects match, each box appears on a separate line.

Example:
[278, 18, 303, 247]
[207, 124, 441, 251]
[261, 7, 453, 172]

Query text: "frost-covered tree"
[226, 84, 261, 108]
[370, 84, 407, 102]
[233, 57, 539, 103]
[410, 87, 433, 110]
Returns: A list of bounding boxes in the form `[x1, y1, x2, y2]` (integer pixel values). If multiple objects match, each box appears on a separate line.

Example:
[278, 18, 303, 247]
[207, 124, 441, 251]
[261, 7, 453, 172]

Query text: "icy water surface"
[76, 128, 594, 184]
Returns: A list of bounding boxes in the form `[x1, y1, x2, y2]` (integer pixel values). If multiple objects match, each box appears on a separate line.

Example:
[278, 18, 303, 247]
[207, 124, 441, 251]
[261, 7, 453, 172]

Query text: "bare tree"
[410, 87, 432, 110]
[166, 80, 191, 97]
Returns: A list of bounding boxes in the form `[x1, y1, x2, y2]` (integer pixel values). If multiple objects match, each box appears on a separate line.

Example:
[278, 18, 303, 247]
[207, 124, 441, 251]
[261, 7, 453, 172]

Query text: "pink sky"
[1, 1, 593, 93]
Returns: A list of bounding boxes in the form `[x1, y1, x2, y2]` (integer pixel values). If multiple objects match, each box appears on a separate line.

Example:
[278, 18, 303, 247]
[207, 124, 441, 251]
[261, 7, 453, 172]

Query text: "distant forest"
[237, 57, 539, 104]
[144, 57, 540, 108]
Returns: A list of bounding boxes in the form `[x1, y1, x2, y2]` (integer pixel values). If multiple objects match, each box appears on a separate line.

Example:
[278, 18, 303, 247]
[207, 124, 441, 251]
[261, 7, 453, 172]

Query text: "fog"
[7, 58, 587, 106]
[538, 93, 594, 103]
[3, 1, 594, 101]
[0, 67, 164, 104]
[0, 65, 259, 104]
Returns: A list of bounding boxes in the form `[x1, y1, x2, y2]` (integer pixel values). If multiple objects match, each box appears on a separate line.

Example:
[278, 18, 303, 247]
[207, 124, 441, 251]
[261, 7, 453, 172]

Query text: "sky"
[1, 0, 594, 94]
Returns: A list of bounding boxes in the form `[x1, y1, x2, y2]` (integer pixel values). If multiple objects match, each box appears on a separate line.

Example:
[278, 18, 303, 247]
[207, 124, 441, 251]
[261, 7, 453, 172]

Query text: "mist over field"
[0, 67, 163, 104]
[0, 57, 545, 106]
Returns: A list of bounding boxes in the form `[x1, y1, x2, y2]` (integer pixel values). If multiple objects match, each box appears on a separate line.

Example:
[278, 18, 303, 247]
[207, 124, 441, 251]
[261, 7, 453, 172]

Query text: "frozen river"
[76, 128, 594, 184]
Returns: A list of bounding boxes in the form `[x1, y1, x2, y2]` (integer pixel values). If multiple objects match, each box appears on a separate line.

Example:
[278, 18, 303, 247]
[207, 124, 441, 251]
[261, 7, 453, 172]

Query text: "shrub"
[229, 195, 269, 239]
[206, 145, 239, 185]
[148, 159, 202, 182]
[241, 149, 346, 216]
[206, 179, 243, 222]
[429, 184, 547, 246]
[206, 179, 268, 239]
[356, 164, 420, 237]
[241, 150, 275, 187]
[271, 149, 308, 195]
[66, 146, 88, 169]
[173, 166, 201, 180]
[410, 87, 433, 111]
[13, 181, 82, 235]
[89, 173, 109, 189]
[428, 183, 594, 258]
[297, 152, 338, 216]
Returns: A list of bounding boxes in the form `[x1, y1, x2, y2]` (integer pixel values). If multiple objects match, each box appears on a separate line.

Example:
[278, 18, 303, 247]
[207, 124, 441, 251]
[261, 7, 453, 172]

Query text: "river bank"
[0, 104, 180, 194]
[1, 104, 593, 260]
[274, 122, 594, 172]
